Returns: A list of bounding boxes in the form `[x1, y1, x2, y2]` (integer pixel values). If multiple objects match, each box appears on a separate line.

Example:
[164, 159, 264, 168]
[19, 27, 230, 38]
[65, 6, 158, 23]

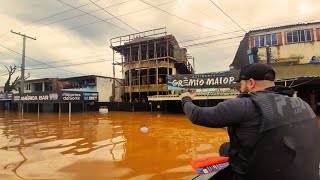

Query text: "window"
[286, 29, 312, 43]
[305, 29, 312, 41]
[292, 30, 299, 43]
[300, 30, 305, 42]
[259, 36, 265, 47]
[26, 84, 31, 91]
[266, 34, 272, 46]
[271, 34, 278, 45]
[254, 33, 278, 47]
[254, 37, 259, 48]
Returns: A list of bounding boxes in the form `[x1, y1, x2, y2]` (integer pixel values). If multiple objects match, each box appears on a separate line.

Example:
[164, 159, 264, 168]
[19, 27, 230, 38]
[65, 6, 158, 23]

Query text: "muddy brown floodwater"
[0, 111, 229, 180]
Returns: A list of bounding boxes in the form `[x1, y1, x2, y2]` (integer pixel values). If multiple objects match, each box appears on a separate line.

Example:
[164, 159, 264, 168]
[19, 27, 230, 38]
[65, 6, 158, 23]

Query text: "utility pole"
[11, 30, 36, 93]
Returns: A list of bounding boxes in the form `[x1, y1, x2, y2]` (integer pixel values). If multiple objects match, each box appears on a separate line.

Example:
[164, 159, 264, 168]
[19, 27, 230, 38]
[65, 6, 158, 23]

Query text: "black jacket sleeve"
[182, 96, 249, 128]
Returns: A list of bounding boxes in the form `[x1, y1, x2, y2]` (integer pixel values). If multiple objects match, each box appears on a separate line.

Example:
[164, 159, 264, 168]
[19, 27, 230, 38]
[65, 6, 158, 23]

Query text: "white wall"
[96, 77, 124, 102]
[96, 77, 113, 102]
[114, 79, 124, 102]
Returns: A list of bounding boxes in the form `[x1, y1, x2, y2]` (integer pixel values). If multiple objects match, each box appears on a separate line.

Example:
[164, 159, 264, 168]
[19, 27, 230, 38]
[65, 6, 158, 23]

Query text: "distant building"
[249, 21, 320, 64]
[0, 75, 124, 113]
[57, 75, 123, 102]
[230, 22, 320, 114]
[12, 75, 123, 103]
[110, 27, 194, 103]
[231, 22, 320, 69]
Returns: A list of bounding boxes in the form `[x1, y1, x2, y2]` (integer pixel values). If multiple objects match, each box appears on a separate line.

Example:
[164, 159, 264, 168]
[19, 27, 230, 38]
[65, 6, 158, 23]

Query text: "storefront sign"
[60, 92, 82, 101]
[167, 70, 240, 90]
[0, 93, 13, 101]
[12, 91, 98, 102]
[13, 93, 59, 102]
[83, 92, 98, 101]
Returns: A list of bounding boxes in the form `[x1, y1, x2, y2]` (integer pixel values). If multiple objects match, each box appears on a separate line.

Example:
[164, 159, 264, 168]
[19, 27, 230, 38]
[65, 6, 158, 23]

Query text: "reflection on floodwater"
[0, 111, 230, 179]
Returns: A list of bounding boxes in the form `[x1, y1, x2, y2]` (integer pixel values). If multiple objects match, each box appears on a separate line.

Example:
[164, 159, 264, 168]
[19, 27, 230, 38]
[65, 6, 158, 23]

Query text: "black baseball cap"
[236, 63, 276, 82]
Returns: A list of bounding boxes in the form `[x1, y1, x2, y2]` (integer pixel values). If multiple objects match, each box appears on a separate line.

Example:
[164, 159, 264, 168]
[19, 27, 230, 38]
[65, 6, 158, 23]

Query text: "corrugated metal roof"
[276, 76, 320, 81]
[25, 75, 123, 82]
[249, 21, 320, 33]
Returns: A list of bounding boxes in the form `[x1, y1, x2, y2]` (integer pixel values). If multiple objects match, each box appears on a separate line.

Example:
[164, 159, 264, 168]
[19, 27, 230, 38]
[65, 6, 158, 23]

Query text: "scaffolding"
[110, 28, 194, 102]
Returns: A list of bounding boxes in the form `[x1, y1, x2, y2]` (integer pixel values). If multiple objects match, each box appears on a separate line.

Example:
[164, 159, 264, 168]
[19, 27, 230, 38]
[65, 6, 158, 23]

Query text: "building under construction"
[110, 28, 194, 103]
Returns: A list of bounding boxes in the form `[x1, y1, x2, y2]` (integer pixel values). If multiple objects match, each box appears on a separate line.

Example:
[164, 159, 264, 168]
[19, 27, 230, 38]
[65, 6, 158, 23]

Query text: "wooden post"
[4, 102, 6, 116]
[69, 102, 71, 121]
[59, 103, 61, 120]
[21, 103, 24, 119]
[37, 103, 40, 120]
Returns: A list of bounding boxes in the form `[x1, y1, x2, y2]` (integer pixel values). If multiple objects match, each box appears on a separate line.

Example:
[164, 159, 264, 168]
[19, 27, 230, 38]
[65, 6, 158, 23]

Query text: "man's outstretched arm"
[181, 93, 247, 128]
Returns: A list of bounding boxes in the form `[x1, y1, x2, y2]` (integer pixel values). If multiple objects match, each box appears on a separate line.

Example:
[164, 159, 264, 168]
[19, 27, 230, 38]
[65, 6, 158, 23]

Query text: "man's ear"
[248, 78, 256, 88]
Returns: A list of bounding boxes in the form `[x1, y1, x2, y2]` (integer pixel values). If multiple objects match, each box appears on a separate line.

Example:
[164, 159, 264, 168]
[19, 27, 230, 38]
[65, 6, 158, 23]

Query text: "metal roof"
[249, 21, 320, 33]
[276, 76, 320, 81]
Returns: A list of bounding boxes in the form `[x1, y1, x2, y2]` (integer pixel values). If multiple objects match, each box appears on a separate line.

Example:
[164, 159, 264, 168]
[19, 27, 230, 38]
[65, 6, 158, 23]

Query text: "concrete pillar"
[21, 103, 24, 119]
[37, 103, 40, 120]
[59, 103, 61, 120]
[69, 102, 71, 122]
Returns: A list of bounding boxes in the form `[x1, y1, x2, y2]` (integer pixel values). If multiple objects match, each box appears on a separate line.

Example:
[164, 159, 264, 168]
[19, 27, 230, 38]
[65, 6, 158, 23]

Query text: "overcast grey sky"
[1, 0, 320, 84]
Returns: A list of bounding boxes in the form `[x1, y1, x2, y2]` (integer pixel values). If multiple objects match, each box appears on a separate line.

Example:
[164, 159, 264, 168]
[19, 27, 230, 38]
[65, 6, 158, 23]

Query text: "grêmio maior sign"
[13, 91, 98, 102]
[167, 70, 240, 90]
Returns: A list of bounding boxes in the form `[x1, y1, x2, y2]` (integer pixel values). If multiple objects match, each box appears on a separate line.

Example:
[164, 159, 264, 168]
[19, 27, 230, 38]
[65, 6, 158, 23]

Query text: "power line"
[26, 59, 112, 70]
[0, 0, 102, 42]
[23, 49, 115, 67]
[191, 43, 240, 56]
[189, 39, 242, 49]
[46, 12, 319, 44]
[178, 30, 243, 43]
[27, 57, 118, 68]
[20, 0, 134, 36]
[46, 0, 175, 38]
[27, 57, 121, 69]
[88, 0, 139, 32]
[0, 53, 110, 68]
[209, 0, 246, 33]
[189, 4, 239, 35]
[27, 58, 106, 68]
[179, 17, 320, 45]
[182, 35, 244, 48]
[56, 0, 129, 32]
[0, 68, 22, 78]
[0, 73, 10, 77]
[139, 0, 240, 37]
[0, 44, 88, 75]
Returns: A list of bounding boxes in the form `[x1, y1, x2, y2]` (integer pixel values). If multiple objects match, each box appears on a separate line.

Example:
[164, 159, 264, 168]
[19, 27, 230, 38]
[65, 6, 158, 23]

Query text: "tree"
[3, 65, 30, 93]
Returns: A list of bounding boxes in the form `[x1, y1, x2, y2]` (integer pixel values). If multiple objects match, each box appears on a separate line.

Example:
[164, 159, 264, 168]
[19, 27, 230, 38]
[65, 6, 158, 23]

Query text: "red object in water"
[191, 156, 229, 174]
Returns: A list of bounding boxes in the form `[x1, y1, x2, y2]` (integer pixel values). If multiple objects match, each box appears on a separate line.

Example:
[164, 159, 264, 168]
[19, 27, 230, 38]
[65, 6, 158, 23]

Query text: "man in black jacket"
[181, 63, 320, 180]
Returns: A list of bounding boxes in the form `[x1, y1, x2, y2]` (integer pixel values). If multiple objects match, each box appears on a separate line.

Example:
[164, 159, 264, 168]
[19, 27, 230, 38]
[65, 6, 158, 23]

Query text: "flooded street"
[0, 112, 228, 180]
